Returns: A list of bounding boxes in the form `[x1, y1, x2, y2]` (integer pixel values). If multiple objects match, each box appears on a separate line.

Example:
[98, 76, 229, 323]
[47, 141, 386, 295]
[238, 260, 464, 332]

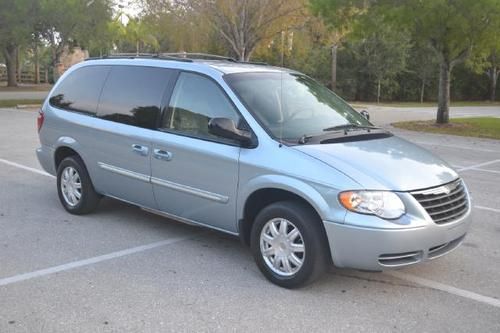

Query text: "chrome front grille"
[411, 179, 468, 224]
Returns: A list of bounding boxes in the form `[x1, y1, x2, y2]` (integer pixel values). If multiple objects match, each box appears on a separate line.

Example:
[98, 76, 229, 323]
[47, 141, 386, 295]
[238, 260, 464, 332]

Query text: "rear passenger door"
[151, 72, 241, 232]
[90, 65, 175, 208]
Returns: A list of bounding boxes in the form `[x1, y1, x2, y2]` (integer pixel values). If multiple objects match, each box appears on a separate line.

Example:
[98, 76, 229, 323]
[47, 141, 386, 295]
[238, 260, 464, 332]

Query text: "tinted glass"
[97, 66, 172, 129]
[225, 72, 371, 141]
[49, 65, 110, 115]
[163, 72, 240, 140]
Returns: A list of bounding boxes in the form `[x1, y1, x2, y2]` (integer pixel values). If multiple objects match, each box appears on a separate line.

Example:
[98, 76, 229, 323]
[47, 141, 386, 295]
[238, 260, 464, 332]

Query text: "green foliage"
[0, 0, 36, 47]
[393, 117, 500, 140]
[387, 0, 500, 65]
[309, 0, 369, 29]
[123, 17, 159, 53]
[37, 0, 113, 60]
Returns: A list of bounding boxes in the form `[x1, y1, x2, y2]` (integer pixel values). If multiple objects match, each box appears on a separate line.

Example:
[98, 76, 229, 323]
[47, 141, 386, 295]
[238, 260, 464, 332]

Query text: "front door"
[151, 72, 242, 232]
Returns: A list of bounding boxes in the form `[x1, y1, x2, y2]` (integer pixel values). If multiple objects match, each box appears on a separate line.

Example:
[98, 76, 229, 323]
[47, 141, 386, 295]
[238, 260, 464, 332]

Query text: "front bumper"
[323, 207, 472, 271]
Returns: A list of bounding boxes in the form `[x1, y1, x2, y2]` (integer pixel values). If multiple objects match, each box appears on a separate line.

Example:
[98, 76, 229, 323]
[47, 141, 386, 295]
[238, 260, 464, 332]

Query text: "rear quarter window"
[97, 66, 173, 129]
[49, 65, 111, 115]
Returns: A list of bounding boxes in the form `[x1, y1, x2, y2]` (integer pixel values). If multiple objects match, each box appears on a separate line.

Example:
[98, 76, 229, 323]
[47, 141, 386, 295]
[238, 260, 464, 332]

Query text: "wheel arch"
[54, 137, 85, 170]
[237, 175, 331, 247]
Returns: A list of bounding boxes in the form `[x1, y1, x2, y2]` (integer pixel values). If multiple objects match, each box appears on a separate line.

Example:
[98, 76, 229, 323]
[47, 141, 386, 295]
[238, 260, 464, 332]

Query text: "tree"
[351, 13, 411, 103]
[408, 44, 439, 103]
[0, 0, 37, 86]
[486, 50, 500, 101]
[124, 18, 159, 55]
[183, 0, 305, 61]
[142, 0, 230, 54]
[253, 15, 332, 84]
[37, 0, 113, 67]
[468, 40, 500, 102]
[309, 0, 368, 90]
[387, 0, 500, 123]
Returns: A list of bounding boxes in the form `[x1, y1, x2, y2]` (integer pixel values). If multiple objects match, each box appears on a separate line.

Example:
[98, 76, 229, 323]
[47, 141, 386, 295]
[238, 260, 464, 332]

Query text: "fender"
[237, 174, 332, 223]
[55, 136, 86, 163]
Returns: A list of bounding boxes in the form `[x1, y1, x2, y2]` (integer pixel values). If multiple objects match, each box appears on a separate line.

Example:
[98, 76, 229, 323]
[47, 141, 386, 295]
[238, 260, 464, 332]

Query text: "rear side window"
[49, 65, 110, 115]
[97, 66, 173, 129]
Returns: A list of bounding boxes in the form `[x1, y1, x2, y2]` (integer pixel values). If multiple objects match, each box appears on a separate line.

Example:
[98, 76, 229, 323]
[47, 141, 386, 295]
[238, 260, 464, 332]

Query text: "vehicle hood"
[293, 135, 458, 191]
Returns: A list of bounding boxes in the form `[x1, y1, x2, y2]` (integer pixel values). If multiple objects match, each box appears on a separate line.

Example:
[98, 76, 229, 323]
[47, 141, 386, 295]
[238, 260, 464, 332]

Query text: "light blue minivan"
[36, 54, 471, 288]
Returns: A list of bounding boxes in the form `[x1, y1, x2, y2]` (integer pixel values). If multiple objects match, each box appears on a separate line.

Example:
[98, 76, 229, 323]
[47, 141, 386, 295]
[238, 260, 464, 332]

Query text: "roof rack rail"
[245, 61, 269, 66]
[85, 52, 269, 66]
[160, 52, 237, 62]
[84, 53, 193, 62]
[163, 53, 269, 65]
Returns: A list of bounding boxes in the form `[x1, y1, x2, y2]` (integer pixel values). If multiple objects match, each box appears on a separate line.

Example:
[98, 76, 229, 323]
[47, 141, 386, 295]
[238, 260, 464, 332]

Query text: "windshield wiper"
[298, 134, 313, 144]
[298, 124, 382, 144]
[323, 124, 381, 132]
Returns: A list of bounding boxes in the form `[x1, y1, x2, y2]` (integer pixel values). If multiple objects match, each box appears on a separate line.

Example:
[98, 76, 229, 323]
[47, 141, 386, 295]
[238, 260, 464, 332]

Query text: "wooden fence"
[0, 67, 50, 83]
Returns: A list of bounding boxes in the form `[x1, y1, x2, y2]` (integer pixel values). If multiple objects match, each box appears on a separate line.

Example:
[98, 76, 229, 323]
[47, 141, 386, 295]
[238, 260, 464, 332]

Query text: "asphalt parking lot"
[0, 108, 499, 332]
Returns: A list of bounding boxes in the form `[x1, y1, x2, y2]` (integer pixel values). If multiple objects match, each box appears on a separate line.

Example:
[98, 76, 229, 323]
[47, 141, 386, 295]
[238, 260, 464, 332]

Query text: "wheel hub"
[260, 218, 305, 276]
[60, 166, 82, 207]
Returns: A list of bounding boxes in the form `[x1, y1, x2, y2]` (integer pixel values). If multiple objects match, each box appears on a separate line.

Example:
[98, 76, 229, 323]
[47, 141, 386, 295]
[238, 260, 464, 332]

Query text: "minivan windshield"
[225, 72, 372, 142]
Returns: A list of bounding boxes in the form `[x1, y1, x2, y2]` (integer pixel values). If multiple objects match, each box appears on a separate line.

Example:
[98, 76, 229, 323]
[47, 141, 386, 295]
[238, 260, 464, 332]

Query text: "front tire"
[250, 201, 329, 288]
[57, 156, 100, 215]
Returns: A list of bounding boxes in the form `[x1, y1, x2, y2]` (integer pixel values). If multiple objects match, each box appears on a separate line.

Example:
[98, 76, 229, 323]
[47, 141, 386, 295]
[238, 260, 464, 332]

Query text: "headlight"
[338, 191, 405, 219]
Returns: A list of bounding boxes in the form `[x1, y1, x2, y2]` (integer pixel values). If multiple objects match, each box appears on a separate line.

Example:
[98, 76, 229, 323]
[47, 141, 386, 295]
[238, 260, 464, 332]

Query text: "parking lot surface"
[1, 108, 499, 332]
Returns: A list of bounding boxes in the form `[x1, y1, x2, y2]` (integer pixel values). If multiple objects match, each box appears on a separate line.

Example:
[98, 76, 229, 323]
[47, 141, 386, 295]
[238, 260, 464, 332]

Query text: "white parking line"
[386, 271, 500, 309]
[452, 165, 500, 175]
[457, 159, 500, 172]
[415, 141, 500, 153]
[475, 205, 500, 214]
[0, 235, 194, 287]
[468, 168, 500, 175]
[0, 158, 54, 178]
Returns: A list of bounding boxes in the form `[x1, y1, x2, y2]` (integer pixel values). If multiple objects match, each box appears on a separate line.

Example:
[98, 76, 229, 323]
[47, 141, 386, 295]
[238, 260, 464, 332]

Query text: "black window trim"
[157, 69, 258, 149]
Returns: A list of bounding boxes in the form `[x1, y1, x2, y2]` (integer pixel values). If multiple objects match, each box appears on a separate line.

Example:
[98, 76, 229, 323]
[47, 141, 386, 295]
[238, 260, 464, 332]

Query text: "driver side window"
[162, 72, 241, 141]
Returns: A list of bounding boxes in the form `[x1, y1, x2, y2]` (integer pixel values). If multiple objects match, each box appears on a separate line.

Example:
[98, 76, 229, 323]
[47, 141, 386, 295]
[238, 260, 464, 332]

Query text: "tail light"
[37, 109, 45, 133]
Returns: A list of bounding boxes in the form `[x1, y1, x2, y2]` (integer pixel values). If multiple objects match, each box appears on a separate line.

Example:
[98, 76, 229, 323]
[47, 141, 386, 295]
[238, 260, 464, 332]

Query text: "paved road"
[358, 105, 500, 125]
[0, 108, 499, 332]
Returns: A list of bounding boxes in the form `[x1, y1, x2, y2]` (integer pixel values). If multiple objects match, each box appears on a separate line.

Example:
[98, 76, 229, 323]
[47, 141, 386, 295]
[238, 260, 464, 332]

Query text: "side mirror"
[208, 118, 254, 146]
[360, 110, 370, 121]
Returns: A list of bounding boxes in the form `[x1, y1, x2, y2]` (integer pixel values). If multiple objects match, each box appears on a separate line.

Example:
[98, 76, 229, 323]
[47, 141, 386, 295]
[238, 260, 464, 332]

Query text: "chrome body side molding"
[98, 162, 229, 204]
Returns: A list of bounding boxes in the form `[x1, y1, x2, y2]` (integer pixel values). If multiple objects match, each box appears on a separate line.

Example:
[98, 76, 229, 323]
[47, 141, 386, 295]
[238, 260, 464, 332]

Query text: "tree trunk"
[331, 44, 338, 91]
[16, 46, 22, 84]
[34, 42, 40, 84]
[376, 79, 381, 104]
[3, 45, 18, 87]
[489, 66, 498, 102]
[420, 79, 425, 103]
[240, 46, 249, 62]
[280, 31, 285, 66]
[437, 62, 451, 124]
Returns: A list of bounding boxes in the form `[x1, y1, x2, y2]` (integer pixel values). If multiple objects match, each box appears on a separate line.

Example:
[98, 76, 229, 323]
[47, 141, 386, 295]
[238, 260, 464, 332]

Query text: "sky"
[113, 0, 142, 25]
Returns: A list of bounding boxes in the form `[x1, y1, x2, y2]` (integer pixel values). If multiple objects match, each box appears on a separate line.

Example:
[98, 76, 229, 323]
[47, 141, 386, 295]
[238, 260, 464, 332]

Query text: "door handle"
[153, 149, 173, 161]
[131, 144, 149, 156]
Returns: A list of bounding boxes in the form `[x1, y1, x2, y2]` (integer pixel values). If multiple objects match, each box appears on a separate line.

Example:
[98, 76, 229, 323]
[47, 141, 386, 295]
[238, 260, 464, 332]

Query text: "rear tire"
[57, 156, 100, 215]
[250, 200, 329, 288]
